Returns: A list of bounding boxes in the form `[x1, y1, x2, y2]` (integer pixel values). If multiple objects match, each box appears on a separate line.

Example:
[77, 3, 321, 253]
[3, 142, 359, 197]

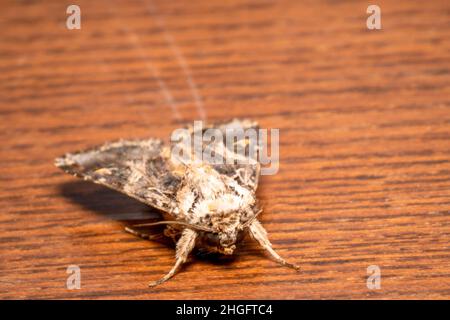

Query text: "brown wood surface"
[1, 0, 449, 299]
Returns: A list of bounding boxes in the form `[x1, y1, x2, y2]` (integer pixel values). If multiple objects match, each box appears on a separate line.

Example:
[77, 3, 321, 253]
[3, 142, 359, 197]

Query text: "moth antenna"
[124, 226, 163, 240]
[132, 221, 214, 233]
[248, 219, 300, 270]
[149, 228, 197, 287]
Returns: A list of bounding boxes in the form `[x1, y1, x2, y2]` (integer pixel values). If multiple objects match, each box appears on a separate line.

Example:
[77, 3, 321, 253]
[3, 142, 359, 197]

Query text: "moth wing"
[55, 139, 180, 215]
[210, 119, 261, 191]
[172, 118, 261, 191]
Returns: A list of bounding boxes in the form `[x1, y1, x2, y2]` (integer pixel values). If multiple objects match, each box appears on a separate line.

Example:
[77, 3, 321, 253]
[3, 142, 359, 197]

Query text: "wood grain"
[0, 0, 449, 299]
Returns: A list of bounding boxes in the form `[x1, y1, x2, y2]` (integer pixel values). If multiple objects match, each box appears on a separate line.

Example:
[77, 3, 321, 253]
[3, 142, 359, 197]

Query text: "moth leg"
[124, 226, 163, 240]
[249, 219, 300, 270]
[149, 228, 197, 287]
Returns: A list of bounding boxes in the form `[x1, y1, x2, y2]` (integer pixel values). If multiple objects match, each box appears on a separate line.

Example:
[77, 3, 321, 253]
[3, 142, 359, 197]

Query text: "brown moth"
[55, 119, 298, 286]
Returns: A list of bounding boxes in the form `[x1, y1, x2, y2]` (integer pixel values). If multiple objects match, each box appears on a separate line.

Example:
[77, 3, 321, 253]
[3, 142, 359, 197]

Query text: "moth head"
[200, 208, 259, 255]
[202, 227, 243, 255]
[218, 231, 238, 255]
[200, 213, 242, 255]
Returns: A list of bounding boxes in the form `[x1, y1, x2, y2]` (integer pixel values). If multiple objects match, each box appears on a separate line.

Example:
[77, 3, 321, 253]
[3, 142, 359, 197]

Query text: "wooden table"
[1, 0, 449, 299]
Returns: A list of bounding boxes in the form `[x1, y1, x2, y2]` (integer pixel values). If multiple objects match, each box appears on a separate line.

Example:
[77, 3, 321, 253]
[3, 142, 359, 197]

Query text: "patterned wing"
[55, 139, 181, 214]
[171, 118, 261, 191]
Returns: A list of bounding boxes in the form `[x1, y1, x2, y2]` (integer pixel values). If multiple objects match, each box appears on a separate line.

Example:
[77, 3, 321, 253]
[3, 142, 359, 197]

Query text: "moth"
[55, 119, 298, 286]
